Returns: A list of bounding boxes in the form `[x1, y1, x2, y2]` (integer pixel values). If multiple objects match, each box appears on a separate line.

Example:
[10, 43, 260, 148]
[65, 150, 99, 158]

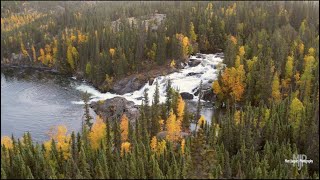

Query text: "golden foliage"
[157, 140, 167, 155]
[214, 123, 220, 137]
[217, 65, 246, 102]
[166, 109, 181, 142]
[1, 136, 13, 149]
[170, 59, 176, 68]
[212, 80, 221, 95]
[247, 56, 257, 71]
[38, 48, 45, 63]
[294, 72, 301, 86]
[181, 139, 185, 155]
[289, 98, 305, 131]
[121, 142, 131, 156]
[308, 47, 315, 56]
[67, 45, 75, 70]
[234, 110, 241, 125]
[198, 115, 206, 128]
[109, 48, 116, 58]
[238, 46, 245, 57]
[176, 95, 185, 122]
[150, 136, 158, 152]
[298, 43, 304, 55]
[120, 114, 129, 142]
[150, 136, 167, 155]
[1, 12, 46, 32]
[66, 45, 79, 70]
[230, 35, 237, 45]
[70, 34, 77, 42]
[20, 42, 29, 57]
[182, 37, 189, 47]
[43, 140, 51, 158]
[301, 50, 316, 101]
[46, 125, 71, 160]
[271, 72, 281, 103]
[189, 22, 197, 42]
[176, 33, 190, 58]
[235, 55, 241, 68]
[159, 119, 164, 131]
[285, 56, 294, 79]
[31, 45, 37, 62]
[77, 30, 87, 44]
[89, 115, 106, 149]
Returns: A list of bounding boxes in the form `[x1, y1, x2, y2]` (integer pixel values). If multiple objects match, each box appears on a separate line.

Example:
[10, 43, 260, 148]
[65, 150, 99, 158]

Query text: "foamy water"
[71, 53, 224, 106]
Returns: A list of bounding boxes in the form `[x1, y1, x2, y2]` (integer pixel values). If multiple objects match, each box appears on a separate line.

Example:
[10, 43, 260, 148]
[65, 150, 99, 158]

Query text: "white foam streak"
[72, 53, 224, 105]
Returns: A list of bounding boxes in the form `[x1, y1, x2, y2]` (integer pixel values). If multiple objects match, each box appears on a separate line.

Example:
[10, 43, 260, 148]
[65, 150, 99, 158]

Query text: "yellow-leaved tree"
[213, 65, 246, 103]
[1, 136, 13, 149]
[230, 35, 237, 45]
[45, 125, 71, 160]
[150, 136, 158, 152]
[120, 114, 129, 142]
[289, 97, 305, 138]
[38, 48, 45, 63]
[121, 142, 131, 156]
[89, 115, 106, 149]
[150, 136, 167, 156]
[301, 48, 316, 103]
[197, 115, 206, 128]
[234, 110, 241, 125]
[170, 59, 176, 68]
[31, 45, 37, 62]
[166, 109, 181, 142]
[271, 72, 281, 103]
[157, 140, 167, 155]
[181, 139, 186, 155]
[176, 95, 185, 122]
[109, 48, 115, 58]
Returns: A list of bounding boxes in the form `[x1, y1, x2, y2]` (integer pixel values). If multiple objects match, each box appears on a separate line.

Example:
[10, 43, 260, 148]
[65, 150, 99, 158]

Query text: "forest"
[1, 1, 319, 179]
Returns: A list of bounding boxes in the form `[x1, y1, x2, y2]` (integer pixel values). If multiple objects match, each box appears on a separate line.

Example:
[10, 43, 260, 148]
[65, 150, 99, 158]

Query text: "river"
[1, 68, 96, 142]
[1, 53, 224, 142]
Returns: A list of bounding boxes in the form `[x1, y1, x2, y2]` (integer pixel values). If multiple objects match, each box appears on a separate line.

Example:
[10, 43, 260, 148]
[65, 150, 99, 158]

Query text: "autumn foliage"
[213, 65, 246, 103]
[120, 114, 129, 142]
[165, 109, 181, 142]
[45, 125, 71, 159]
[89, 115, 106, 149]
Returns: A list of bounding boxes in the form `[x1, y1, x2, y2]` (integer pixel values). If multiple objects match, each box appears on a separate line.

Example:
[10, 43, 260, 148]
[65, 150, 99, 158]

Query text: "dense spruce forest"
[1, 1, 319, 179]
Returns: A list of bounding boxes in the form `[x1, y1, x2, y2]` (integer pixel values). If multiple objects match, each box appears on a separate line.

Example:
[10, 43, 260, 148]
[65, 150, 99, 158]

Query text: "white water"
[71, 53, 224, 106]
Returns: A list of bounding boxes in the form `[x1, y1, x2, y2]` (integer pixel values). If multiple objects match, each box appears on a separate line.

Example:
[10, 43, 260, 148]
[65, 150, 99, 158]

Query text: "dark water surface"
[1, 68, 92, 142]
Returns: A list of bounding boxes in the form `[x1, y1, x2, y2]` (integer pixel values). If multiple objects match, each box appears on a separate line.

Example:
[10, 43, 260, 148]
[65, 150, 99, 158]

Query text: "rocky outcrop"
[202, 89, 216, 102]
[90, 97, 140, 122]
[111, 67, 177, 95]
[187, 72, 203, 76]
[180, 92, 194, 100]
[188, 59, 201, 67]
[111, 76, 145, 95]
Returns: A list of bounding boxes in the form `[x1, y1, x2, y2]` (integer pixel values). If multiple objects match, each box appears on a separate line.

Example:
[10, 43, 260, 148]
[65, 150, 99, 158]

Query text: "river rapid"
[1, 53, 224, 142]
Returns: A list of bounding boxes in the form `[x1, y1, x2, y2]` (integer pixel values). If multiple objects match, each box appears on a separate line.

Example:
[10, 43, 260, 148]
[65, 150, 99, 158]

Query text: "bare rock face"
[111, 67, 178, 95]
[90, 97, 140, 122]
[202, 89, 216, 102]
[111, 76, 146, 95]
[180, 92, 194, 100]
[188, 59, 201, 67]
